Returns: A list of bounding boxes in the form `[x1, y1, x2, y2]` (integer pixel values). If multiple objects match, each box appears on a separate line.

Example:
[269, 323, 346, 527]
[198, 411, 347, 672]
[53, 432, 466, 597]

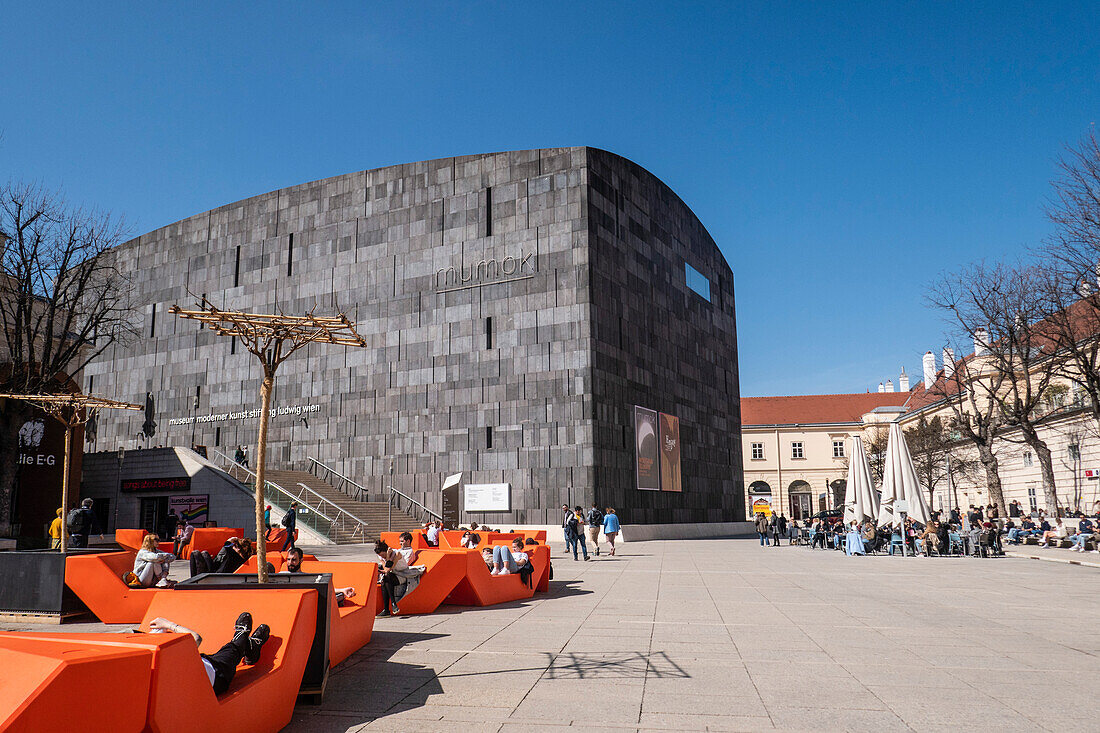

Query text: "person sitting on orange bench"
[134, 533, 177, 587]
[280, 548, 357, 606]
[148, 612, 269, 695]
[481, 539, 531, 576]
[173, 520, 194, 557]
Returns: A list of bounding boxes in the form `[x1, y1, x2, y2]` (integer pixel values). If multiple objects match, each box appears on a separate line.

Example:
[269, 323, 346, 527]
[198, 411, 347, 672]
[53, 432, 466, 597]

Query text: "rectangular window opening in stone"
[485, 186, 492, 237]
[791, 441, 804, 459]
[215, 426, 221, 447]
[234, 245, 241, 287]
[149, 303, 156, 338]
[230, 336, 236, 355]
[685, 262, 711, 302]
[486, 317, 493, 349]
[751, 442, 764, 460]
[287, 233, 294, 277]
[486, 426, 493, 450]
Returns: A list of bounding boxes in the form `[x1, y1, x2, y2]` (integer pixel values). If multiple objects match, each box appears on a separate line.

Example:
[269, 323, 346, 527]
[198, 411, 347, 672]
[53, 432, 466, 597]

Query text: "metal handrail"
[307, 456, 368, 501]
[209, 448, 367, 542]
[387, 484, 441, 531]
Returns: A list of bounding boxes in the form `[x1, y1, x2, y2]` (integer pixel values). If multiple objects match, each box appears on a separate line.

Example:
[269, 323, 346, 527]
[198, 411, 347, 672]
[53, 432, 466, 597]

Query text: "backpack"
[67, 508, 90, 535]
[587, 509, 603, 527]
[518, 560, 535, 588]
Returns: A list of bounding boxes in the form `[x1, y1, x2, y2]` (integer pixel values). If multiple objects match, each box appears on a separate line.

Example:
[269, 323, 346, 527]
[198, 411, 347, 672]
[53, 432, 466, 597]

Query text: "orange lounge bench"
[65, 550, 167, 623]
[116, 528, 174, 553]
[372, 549, 468, 615]
[138, 587, 317, 732]
[236, 552, 317, 574]
[379, 529, 434, 549]
[445, 544, 551, 606]
[288, 560, 379, 666]
[0, 634, 153, 733]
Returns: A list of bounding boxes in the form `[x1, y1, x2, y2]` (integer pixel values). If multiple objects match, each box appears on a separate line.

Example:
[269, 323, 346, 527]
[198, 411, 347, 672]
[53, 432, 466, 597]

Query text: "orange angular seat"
[371, 549, 468, 615]
[378, 529, 433, 549]
[236, 552, 317, 573]
[0, 634, 153, 733]
[137, 587, 318, 733]
[445, 544, 550, 606]
[116, 528, 174, 553]
[64, 550, 167, 623]
[281, 560, 379, 666]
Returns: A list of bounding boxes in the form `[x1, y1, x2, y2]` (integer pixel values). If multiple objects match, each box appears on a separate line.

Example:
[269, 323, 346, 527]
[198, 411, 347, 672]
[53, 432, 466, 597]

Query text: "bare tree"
[0, 182, 135, 536]
[927, 354, 1008, 515]
[930, 263, 1063, 515]
[862, 425, 889, 485]
[904, 414, 950, 506]
[1040, 132, 1100, 435]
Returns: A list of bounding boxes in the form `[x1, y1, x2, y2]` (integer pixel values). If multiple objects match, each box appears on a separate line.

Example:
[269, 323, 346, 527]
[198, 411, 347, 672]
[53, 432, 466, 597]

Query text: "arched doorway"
[788, 480, 812, 520]
[829, 479, 847, 512]
[749, 481, 772, 495]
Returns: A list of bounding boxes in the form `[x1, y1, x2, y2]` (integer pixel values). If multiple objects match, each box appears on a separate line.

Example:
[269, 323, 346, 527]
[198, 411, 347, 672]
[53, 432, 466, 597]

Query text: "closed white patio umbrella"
[877, 422, 932, 526]
[844, 435, 878, 524]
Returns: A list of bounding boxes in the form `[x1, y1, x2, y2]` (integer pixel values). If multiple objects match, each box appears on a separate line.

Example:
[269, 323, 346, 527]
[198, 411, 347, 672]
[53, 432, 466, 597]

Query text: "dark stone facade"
[84, 148, 743, 524]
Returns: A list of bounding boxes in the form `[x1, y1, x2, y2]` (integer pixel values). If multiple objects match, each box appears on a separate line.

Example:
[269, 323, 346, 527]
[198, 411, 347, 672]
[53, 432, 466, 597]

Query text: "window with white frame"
[833, 440, 845, 458]
[1027, 486, 1038, 514]
[1023, 451, 1033, 467]
[750, 442, 764, 460]
[791, 442, 804, 459]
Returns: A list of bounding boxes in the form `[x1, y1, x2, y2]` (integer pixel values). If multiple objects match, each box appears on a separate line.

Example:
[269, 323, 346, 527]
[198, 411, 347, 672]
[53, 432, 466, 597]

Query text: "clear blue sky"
[3, 2, 1097, 397]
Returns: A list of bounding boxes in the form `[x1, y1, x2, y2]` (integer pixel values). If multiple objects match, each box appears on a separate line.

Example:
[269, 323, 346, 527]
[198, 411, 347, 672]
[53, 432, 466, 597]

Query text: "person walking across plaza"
[67, 498, 99, 548]
[774, 514, 787, 548]
[755, 512, 770, 546]
[601, 507, 620, 556]
[561, 504, 575, 555]
[563, 506, 588, 561]
[573, 506, 591, 561]
[586, 503, 604, 556]
[282, 502, 298, 551]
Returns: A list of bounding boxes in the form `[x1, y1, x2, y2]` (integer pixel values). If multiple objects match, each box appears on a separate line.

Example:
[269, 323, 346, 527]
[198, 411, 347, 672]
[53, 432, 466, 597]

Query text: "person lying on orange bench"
[189, 537, 254, 576]
[133, 533, 177, 588]
[278, 548, 357, 606]
[147, 612, 269, 695]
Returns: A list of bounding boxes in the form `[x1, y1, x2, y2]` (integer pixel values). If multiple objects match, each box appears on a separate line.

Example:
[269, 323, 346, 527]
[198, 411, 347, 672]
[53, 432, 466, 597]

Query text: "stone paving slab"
[5, 539, 1099, 731]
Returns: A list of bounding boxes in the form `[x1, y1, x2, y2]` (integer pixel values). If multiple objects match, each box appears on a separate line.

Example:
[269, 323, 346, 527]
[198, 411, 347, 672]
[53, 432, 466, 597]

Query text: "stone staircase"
[264, 468, 423, 543]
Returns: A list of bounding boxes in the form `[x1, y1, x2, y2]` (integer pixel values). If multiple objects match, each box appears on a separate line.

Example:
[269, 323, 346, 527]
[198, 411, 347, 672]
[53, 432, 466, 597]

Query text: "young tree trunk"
[975, 442, 1007, 516]
[1021, 424, 1059, 514]
[59, 424, 72, 552]
[254, 374, 274, 583]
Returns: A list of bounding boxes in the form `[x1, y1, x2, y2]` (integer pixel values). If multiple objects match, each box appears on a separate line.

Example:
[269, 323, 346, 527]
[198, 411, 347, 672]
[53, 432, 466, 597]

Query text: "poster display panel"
[658, 413, 681, 492]
[169, 494, 209, 525]
[634, 406, 660, 491]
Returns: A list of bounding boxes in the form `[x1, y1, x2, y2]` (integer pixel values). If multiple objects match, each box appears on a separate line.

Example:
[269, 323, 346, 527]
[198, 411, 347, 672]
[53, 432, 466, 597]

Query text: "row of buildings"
[742, 341, 1100, 521]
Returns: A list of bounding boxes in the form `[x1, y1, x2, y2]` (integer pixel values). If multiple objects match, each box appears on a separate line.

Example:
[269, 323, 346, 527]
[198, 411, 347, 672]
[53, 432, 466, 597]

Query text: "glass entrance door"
[790, 493, 812, 520]
[139, 496, 169, 534]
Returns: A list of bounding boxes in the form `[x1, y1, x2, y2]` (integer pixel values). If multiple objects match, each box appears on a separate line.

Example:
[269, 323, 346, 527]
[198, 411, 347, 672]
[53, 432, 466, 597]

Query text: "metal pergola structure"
[0, 393, 142, 552]
[169, 297, 367, 582]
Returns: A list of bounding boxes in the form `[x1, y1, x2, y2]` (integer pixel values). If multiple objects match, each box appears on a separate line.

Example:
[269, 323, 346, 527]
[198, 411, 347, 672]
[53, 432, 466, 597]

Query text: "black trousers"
[812, 533, 826, 548]
[202, 633, 251, 695]
[70, 534, 89, 548]
[282, 529, 296, 551]
[380, 572, 400, 611]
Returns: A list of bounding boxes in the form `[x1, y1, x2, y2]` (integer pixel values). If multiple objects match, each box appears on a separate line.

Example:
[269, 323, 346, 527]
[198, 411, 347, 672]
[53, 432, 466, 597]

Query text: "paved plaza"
[4, 538, 1097, 731]
[284, 538, 1100, 732]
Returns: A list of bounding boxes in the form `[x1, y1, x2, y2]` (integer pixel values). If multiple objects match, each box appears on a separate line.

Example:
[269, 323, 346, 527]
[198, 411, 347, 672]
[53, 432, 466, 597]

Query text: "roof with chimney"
[741, 392, 913, 426]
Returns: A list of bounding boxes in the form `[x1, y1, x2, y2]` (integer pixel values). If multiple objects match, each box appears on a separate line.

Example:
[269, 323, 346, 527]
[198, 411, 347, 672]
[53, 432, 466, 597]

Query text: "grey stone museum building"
[84, 147, 744, 525]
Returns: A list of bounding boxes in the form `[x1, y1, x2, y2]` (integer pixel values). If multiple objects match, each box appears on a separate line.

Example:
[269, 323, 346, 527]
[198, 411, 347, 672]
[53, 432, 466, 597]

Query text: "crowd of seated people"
[798, 502, 1100, 556]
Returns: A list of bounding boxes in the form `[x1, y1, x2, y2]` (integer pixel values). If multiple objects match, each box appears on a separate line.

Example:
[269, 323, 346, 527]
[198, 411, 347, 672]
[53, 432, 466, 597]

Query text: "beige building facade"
[740, 391, 909, 521]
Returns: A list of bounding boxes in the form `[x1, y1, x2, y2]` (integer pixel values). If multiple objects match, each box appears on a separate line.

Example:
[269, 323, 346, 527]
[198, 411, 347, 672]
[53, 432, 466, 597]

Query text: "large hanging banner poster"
[635, 406, 660, 491]
[659, 412, 681, 492]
